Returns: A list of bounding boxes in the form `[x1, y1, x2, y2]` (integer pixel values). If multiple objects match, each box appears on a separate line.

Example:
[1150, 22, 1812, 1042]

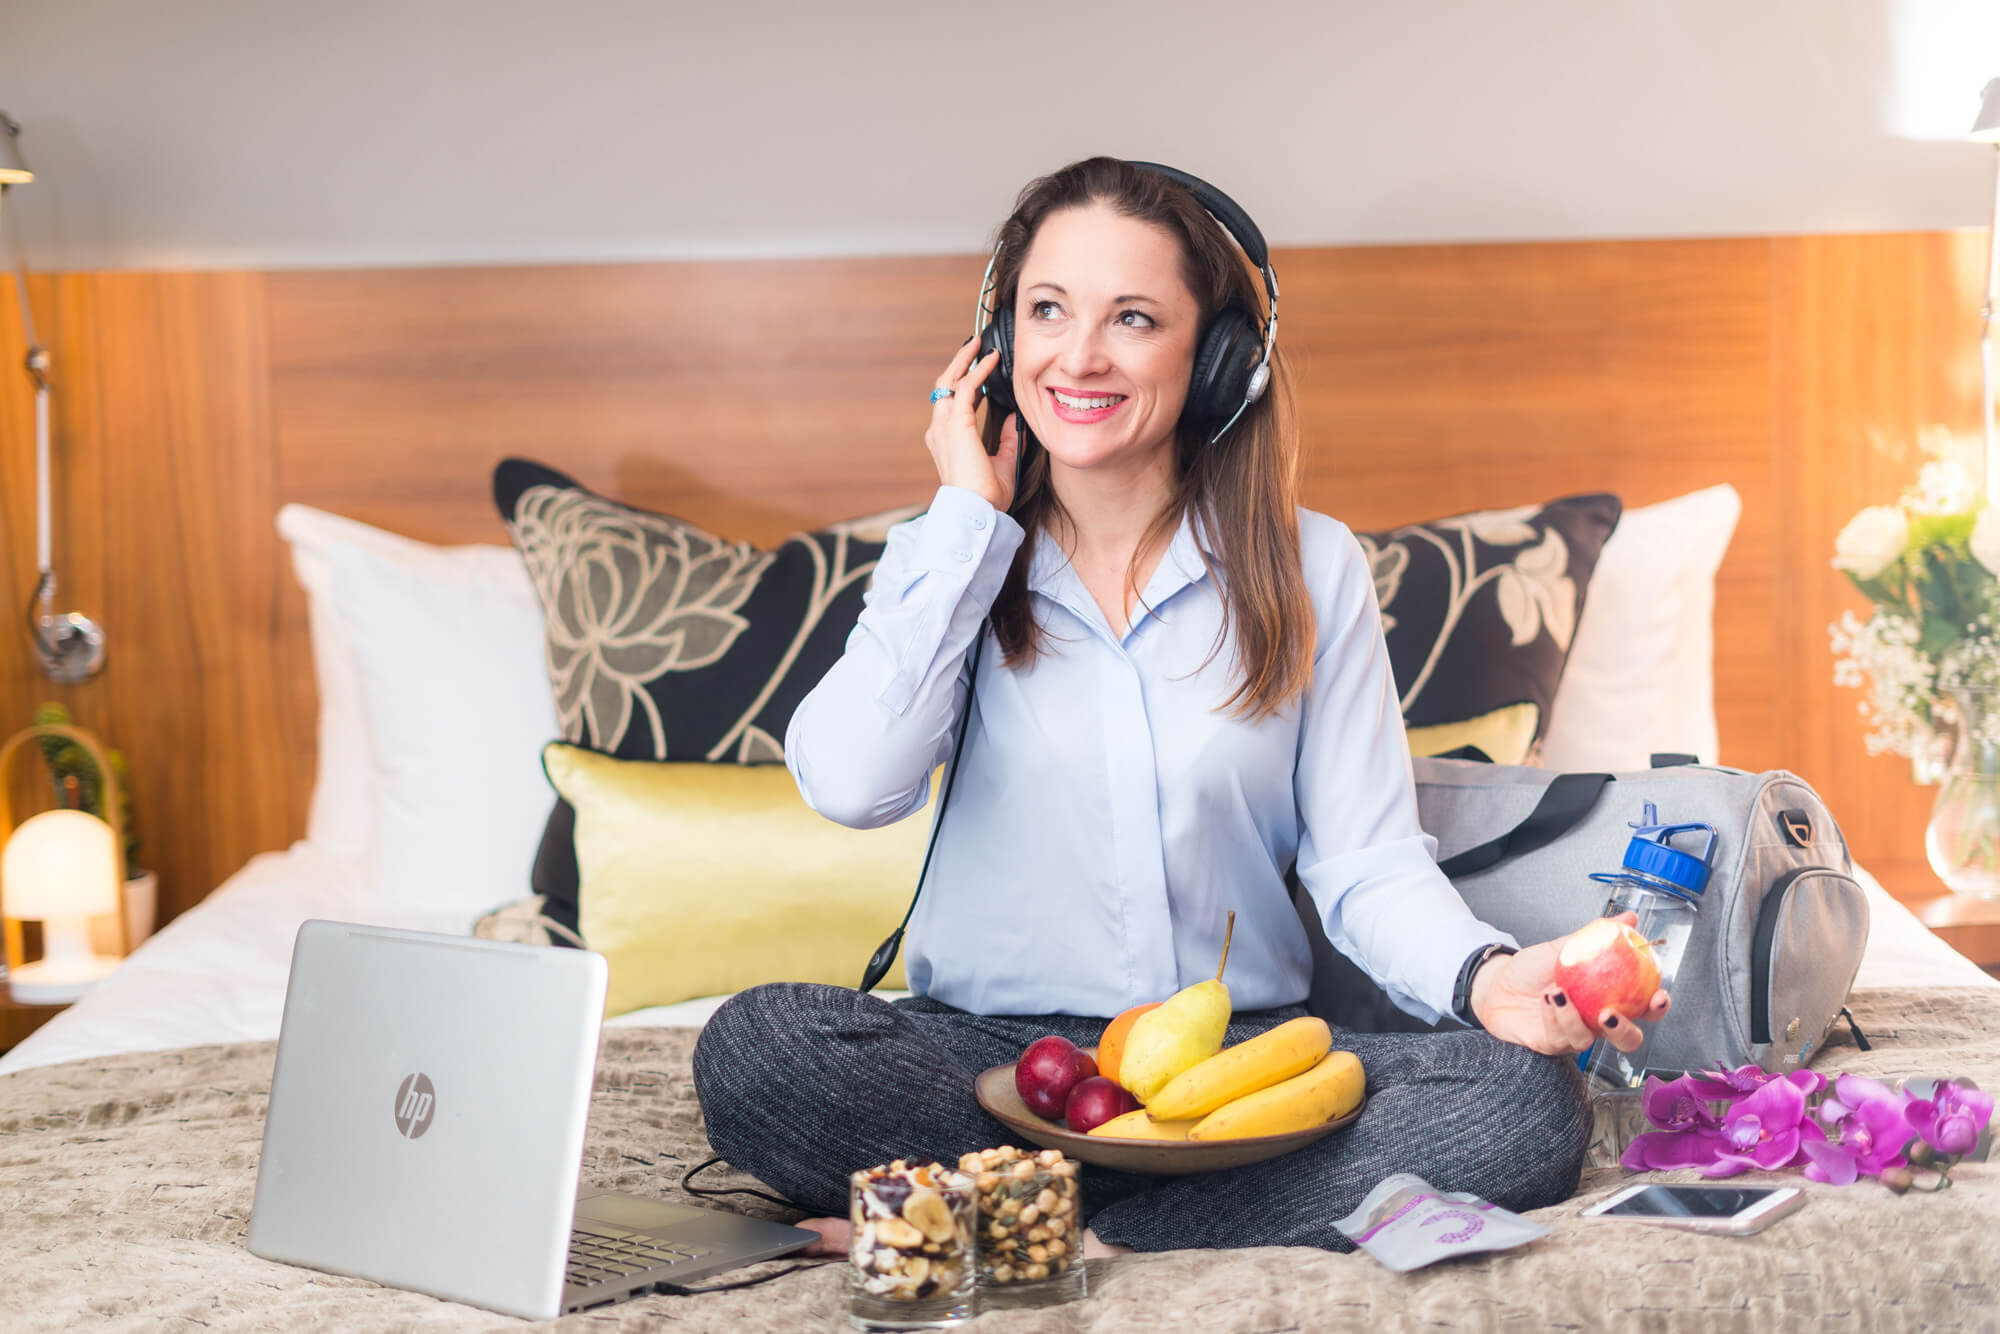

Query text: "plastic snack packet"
[1333, 1173, 1551, 1272]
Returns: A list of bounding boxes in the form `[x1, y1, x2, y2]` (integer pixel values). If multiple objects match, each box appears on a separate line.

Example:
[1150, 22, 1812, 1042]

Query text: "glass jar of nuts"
[957, 1146, 1086, 1308]
[848, 1159, 976, 1330]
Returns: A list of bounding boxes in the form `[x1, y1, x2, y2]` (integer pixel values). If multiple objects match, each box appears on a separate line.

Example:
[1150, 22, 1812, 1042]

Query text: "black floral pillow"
[493, 458, 922, 936]
[1356, 493, 1623, 765]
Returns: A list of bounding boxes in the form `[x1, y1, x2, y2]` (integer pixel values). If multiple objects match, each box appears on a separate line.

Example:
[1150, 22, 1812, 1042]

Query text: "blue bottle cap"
[1618, 799, 1716, 895]
[1621, 835, 1711, 894]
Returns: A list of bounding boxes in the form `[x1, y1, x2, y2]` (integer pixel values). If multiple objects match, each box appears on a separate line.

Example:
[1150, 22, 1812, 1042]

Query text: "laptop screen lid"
[249, 919, 607, 1321]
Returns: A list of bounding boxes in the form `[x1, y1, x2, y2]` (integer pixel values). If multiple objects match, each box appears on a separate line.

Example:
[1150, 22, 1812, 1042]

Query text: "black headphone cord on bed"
[660, 1157, 833, 1295]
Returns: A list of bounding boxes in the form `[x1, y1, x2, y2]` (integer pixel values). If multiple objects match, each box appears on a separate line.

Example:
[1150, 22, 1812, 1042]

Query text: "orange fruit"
[1096, 1002, 1162, 1089]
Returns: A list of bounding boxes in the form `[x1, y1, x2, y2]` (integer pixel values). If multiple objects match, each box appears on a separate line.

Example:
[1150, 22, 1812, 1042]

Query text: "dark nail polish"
[1552, 994, 1567, 1008]
[962, 335, 975, 346]
[1604, 1015, 1620, 1029]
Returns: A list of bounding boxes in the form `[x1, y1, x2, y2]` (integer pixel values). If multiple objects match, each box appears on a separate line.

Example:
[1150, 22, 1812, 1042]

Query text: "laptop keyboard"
[565, 1229, 714, 1288]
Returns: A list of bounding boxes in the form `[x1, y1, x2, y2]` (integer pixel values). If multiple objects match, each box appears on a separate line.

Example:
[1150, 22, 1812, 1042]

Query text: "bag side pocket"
[1750, 867, 1869, 1071]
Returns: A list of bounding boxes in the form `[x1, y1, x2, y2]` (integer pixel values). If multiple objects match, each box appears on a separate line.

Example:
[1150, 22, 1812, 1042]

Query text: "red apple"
[1015, 1036, 1097, 1120]
[1064, 1076, 1139, 1133]
[1553, 918, 1663, 1033]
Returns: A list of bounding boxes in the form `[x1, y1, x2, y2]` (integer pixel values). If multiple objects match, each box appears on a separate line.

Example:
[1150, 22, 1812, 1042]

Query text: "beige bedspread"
[3, 987, 1997, 1333]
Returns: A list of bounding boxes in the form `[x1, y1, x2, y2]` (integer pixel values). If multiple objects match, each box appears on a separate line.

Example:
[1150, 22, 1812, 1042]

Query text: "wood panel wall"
[0, 231, 1985, 929]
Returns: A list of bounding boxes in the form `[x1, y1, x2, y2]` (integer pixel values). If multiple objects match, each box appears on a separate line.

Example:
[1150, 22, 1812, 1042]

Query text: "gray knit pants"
[691, 983, 1590, 1252]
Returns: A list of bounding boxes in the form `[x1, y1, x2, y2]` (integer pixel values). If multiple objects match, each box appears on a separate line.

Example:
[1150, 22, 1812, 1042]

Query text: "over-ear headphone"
[973, 160, 1281, 447]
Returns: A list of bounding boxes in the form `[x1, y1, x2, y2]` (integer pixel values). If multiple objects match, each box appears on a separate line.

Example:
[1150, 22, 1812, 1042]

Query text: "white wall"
[1, 0, 1996, 271]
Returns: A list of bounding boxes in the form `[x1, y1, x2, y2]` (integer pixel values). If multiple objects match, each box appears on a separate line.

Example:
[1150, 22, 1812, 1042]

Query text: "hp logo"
[394, 1072, 437, 1139]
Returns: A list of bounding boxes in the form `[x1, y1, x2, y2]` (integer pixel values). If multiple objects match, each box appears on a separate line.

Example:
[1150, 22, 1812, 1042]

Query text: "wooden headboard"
[0, 231, 1984, 925]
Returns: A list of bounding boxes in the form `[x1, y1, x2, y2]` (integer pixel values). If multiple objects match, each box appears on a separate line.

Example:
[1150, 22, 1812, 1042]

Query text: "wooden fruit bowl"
[972, 1061, 1364, 1176]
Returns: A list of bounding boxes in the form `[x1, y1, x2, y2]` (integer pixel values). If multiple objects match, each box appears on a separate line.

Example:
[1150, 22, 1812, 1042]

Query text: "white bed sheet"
[0, 847, 1987, 1078]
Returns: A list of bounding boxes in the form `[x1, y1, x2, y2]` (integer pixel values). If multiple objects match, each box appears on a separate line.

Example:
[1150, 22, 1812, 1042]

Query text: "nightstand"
[1905, 892, 2000, 978]
[0, 981, 68, 1055]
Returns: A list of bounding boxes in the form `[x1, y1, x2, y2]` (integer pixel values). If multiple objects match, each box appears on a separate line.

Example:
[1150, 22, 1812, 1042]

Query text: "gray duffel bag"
[1293, 755, 1869, 1078]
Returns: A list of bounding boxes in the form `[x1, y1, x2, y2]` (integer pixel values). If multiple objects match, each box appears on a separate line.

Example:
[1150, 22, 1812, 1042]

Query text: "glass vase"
[1925, 686, 2000, 897]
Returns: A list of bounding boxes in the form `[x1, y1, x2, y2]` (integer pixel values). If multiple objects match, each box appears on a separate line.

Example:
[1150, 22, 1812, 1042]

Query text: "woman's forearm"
[785, 485, 1023, 828]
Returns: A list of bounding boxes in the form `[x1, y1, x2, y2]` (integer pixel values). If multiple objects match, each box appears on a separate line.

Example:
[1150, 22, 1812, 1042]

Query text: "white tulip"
[1832, 505, 1908, 581]
[1971, 508, 2000, 576]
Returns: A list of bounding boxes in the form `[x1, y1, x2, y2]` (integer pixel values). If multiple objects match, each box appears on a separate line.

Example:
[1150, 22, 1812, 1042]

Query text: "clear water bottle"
[1581, 801, 1716, 1091]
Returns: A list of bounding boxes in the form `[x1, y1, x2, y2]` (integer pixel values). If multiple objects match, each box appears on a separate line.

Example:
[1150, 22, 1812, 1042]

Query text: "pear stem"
[1216, 911, 1236, 982]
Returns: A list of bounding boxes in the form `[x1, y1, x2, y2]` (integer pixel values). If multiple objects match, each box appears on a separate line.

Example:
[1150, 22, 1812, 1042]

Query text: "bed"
[1, 846, 1996, 1332]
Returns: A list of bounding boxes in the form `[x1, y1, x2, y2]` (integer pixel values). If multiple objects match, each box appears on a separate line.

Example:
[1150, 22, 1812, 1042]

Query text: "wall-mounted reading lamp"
[1, 112, 105, 684]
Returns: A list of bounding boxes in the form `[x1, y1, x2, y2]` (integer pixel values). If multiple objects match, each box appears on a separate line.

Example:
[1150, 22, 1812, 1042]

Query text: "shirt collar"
[1026, 504, 1214, 623]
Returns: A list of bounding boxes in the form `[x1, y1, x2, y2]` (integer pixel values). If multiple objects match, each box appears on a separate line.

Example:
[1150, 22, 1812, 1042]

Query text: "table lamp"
[2, 809, 120, 1002]
[1975, 79, 2000, 490]
[0, 110, 106, 683]
[0, 722, 131, 1001]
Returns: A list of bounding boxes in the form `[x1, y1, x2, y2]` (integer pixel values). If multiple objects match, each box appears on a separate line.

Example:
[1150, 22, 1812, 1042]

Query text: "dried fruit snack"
[848, 1158, 977, 1316]
[957, 1146, 1086, 1307]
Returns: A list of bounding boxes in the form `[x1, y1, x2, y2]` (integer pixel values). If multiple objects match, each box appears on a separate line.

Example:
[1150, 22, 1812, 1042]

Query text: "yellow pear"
[1119, 912, 1236, 1105]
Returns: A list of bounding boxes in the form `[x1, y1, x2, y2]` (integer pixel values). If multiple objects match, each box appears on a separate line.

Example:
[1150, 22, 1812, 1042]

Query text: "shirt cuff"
[911, 485, 1023, 577]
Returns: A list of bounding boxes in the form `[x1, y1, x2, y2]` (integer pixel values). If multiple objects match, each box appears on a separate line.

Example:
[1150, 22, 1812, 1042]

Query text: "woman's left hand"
[1468, 912, 1671, 1055]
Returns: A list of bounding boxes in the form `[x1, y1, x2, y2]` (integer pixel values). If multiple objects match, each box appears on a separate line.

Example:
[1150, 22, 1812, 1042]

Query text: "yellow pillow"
[542, 743, 938, 1017]
[1405, 702, 1541, 767]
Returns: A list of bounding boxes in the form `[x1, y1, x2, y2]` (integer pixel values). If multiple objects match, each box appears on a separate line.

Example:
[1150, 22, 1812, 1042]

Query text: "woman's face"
[1011, 203, 1202, 476]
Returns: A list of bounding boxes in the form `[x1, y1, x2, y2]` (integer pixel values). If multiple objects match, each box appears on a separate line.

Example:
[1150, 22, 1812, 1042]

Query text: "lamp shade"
[2, 809, 119, 919]
[1975, 79, 2000, 143]
[0, 112, 30, 184]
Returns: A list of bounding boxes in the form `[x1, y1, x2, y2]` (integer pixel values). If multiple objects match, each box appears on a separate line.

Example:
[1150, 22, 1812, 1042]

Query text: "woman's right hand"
[926, 338, 1022, 513]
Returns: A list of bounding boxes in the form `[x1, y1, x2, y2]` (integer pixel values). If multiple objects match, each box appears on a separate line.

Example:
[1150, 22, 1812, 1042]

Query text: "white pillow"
[1536, 484, 1742, 773]
[276, 505, 555, 919]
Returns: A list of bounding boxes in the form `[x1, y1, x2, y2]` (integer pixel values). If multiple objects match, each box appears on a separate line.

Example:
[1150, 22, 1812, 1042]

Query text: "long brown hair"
[980, 157, 1313, 720]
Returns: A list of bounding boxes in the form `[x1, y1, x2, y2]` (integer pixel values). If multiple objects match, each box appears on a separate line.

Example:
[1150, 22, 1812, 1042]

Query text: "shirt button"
[956, 551, 972, 562]
[973, 516, 988, 531]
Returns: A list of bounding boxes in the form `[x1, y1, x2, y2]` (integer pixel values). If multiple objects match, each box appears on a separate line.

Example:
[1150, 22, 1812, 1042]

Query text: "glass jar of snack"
[958, 1146, 1086, 1309]
[848, 1158, 977, 1331]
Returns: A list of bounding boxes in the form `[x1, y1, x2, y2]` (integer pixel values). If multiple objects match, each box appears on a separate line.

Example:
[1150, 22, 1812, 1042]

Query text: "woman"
[692, 157, 1668, 1255]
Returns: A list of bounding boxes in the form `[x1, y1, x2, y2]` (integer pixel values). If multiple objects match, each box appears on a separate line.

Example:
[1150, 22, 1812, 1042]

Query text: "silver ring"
[929, 388, 955, 403]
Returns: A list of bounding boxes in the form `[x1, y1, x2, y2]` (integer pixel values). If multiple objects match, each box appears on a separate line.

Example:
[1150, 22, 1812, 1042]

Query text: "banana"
[1088, 1109, 1198, 1140]
[1144, 1016, 1334, 1121]
[1187, 1050, 1365, 1141]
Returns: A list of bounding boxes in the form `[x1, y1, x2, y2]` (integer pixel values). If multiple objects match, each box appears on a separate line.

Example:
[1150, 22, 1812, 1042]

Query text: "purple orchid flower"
[1816, 1073, 1900, 1128]
[1620, 1070, 1823, 1176]
[1905, 1082, 1994, 1159]
[1622, 1074, 1730, 1172]
[1699, 1072, 1826, 1177]
[1801, 1084, 1912, 1186]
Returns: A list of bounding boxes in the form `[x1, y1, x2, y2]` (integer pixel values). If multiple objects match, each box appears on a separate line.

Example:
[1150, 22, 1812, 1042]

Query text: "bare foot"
[798, 1217, 850, 1257]
[1082, 1229, 1131, 1258]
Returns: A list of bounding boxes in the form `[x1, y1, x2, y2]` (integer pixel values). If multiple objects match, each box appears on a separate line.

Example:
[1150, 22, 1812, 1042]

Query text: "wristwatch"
[1451, 942, 1518, 1030]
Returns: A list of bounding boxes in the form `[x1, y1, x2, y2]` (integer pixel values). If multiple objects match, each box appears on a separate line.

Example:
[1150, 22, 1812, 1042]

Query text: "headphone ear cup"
[1186, 309, 1260, 424]
[978, 308, 1017, 417]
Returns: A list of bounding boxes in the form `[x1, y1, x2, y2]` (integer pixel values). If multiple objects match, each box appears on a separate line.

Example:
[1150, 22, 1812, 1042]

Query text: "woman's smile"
[1047, 386, 1128, 423]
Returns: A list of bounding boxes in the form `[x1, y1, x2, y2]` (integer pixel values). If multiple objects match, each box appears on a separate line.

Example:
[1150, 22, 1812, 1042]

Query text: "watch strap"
[1452, 943, 1518, 1029]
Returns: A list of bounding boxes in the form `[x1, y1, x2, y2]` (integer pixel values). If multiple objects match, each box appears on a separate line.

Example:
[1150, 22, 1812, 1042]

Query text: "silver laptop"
[248, 920, 816, 1320]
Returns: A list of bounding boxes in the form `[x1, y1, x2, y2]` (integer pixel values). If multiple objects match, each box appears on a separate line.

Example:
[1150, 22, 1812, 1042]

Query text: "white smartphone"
[1581, 1184, 1805, 1235]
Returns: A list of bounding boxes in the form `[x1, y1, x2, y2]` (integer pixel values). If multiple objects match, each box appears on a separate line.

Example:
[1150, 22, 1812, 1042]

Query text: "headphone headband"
[973, 160, 1280, 445]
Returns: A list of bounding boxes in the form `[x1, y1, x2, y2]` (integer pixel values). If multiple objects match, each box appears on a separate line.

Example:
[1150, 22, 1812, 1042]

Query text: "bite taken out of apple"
[1015, 1036, 1098, 1119]
[1553, 917, 1662, 1034]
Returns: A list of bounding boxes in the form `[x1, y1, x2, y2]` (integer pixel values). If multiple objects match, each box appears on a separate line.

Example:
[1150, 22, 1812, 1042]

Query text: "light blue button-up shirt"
[785, 484, 1513, 1022]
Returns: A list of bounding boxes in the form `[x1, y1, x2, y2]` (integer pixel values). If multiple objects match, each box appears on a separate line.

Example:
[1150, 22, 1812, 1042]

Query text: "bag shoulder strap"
[1435, 771, 1614, 879]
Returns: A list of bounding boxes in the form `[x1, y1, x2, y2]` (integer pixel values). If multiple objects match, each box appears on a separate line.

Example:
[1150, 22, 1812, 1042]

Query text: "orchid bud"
[1935, 1114, 1979, 1158]
[1909, 1140, 1936, 1167]
[1882, 1166, 1914, 1194]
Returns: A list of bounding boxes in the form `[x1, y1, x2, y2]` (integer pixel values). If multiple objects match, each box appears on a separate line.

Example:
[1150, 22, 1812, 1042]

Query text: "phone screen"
[1603, 1186, 1782, 1218]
